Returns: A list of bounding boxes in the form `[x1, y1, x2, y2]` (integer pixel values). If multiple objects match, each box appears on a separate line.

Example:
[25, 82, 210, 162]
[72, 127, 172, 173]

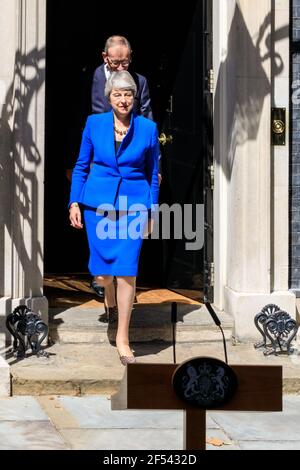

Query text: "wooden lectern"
[111, 362, 282, 450]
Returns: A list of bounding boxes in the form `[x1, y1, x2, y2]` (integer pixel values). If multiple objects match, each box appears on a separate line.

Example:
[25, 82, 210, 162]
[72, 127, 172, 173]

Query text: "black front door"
[45, 0, 213, 300]
[158, 1, 213, 300]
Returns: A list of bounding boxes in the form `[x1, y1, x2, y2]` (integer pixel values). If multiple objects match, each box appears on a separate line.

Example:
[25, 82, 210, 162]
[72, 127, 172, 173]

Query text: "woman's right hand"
[69, 204, 83, 229]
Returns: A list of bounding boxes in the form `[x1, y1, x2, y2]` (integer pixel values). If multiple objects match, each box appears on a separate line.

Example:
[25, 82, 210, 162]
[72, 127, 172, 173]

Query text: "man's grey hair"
[104, 35, 132, 54]
[104, 71, 137, 98]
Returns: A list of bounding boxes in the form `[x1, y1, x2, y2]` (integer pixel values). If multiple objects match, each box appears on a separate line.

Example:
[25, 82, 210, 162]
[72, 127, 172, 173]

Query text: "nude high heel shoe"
[117, 346, 136, 366]
[118, 353, 136, 366]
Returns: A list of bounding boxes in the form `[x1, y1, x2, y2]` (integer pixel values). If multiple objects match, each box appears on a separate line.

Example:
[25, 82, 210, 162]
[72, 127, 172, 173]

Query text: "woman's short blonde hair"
[104, 71, 137, 98]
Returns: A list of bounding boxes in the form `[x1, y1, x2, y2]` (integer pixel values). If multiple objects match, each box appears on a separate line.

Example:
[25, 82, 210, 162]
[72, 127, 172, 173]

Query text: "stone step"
[8, 341, 300, 396]
[49, 303, 233, 344]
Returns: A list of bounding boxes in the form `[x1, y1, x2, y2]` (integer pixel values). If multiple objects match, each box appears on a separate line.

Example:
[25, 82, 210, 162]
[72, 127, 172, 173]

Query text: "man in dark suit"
[90, 36, 154, 299]
[91, 35, 153, 119]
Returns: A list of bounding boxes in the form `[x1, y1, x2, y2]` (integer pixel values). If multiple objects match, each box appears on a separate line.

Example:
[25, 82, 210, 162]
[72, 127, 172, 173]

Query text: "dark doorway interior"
[45, 0, 211, 294]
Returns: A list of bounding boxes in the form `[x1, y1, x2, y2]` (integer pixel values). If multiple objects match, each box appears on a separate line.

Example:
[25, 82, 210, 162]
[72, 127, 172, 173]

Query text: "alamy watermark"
[95, 196, 204, 251]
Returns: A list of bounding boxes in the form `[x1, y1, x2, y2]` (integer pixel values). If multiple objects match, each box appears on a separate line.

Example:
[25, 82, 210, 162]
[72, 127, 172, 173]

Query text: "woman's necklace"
[114, 125, 128, 136]
[114, 120, 130, 136]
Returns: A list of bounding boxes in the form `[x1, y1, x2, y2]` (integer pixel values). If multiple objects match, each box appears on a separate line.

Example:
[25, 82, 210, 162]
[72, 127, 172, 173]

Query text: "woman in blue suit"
[69, 71, 159, 365]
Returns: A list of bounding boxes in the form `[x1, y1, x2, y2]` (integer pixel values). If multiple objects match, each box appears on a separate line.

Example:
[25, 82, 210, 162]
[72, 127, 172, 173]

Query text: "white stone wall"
[213, 0, 236, 310]
[213, 0, 295, 339]
[272, 0, 290, 291]
[0, 0, 47, 350]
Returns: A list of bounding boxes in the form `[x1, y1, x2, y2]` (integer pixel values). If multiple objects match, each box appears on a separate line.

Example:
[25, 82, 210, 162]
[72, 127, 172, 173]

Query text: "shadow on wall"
[214, 6, 288, 180]
[0, 47, 45, 338]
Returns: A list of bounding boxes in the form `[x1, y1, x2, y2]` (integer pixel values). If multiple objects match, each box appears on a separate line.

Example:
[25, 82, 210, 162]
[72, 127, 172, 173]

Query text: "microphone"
[205, 302, 228, 364]
[171, 302, 177, 364]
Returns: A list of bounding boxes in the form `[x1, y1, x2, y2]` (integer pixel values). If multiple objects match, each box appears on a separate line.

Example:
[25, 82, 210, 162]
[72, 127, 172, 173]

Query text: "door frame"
[203, 0, 214, 302]
[212, 0, 228, 311]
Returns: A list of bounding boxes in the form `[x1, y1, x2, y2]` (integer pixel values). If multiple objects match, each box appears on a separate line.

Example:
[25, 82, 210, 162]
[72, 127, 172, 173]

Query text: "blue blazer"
[69, 111, 159, 210]
[91, 64, 153, 120]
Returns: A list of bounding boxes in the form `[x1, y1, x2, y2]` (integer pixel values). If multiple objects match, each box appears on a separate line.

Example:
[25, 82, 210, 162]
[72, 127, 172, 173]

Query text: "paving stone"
[0, 421, 68, 450]
[58, 395, 183, 429]
[239, 441, 300, 450]
[59, 428, 182, 450]
[0, 396, 48, 421]
[210, 396, 300, 442]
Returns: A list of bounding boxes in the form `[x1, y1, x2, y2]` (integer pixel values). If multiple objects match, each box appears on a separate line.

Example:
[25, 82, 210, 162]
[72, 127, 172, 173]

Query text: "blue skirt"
[83, 207, 148, 276]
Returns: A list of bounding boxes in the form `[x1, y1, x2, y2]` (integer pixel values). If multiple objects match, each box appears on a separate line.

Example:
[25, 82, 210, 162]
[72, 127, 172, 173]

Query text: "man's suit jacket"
[70, 111, 159, 210]
[91, 64, 153, 120]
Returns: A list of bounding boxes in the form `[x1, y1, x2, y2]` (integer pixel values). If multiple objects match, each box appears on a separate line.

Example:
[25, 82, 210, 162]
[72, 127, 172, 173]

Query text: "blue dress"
[70, 112, 159, 277]
[83, 207, 148, 276]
